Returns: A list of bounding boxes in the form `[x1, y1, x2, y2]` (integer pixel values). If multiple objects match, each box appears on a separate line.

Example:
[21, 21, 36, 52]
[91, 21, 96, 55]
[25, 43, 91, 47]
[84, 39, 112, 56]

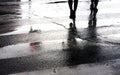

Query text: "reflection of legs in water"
[68, 23, 77, 48]
[68, 0, 78, 20]
[69, 22, 77, 30]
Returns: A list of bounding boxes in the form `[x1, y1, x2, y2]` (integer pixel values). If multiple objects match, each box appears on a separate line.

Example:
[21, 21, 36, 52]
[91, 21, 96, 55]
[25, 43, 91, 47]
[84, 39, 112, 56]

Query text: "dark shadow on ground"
[66, 23, 101, 66]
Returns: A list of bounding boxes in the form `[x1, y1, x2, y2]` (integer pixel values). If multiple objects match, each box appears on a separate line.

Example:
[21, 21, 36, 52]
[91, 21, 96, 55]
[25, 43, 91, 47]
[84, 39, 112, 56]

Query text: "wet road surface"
[0, 0, 120, 75]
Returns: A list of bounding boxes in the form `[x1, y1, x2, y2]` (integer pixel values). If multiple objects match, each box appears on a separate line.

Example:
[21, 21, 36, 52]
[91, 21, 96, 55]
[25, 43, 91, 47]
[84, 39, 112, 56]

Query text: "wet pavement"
[0, 0, 120, 75]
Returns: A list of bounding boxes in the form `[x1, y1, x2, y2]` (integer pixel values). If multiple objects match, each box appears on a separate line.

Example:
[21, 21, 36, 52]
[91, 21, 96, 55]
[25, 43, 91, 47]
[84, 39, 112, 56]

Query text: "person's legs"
[73, 0, 78, 19]
[68, 0, 78, 19]
[94, 0, 99, 9]
[74, 0, 78, 12]
[68, 0, 73, 18]
[90, 0, 94, 9]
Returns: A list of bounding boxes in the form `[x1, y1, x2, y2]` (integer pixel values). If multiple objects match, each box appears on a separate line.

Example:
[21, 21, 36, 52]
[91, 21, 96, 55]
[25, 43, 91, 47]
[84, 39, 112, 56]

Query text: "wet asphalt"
[0, 0, 120, 75]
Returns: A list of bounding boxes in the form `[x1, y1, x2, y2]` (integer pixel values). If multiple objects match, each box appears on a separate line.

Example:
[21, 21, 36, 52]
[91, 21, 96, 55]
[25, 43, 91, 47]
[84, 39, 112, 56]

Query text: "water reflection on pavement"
[0, 0, 120, 75]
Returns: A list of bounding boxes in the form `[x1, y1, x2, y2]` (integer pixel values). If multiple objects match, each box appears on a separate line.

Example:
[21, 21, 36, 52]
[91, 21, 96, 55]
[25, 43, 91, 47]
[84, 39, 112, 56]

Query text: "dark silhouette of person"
[68, 0, 78, 20]
[88, 8, 98, 27]
[90, 0, 99, 10]
[89, 0, 99, 27]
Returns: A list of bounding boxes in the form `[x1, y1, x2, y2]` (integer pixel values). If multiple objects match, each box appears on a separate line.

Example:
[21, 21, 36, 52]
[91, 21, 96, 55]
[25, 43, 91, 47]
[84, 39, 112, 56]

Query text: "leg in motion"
[73, 0, 78, 19]
[68, 0, 73, 19]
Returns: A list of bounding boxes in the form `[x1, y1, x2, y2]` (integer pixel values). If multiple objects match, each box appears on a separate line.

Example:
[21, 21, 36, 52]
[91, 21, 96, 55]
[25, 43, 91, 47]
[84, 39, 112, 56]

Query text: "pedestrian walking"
[90, 0, 99, 10]
[68, 0, 78, 20]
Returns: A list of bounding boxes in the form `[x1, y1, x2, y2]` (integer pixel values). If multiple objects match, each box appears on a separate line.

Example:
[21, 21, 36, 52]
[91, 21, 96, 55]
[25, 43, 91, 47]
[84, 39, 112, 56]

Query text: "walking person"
[68, 0, 78, 20]
[90, 0, 99, 10]
[88, 0, 99, 27]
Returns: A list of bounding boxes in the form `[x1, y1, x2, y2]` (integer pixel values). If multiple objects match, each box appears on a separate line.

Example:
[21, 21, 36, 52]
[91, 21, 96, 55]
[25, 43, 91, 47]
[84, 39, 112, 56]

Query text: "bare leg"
[94, 0, 99, 9]
[74, 0, 78, 13]
[68, 0, 78, 20]
[68, 0, 73, 19]
[73, 0, 78, 19]
[90, 0, 94, 9]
